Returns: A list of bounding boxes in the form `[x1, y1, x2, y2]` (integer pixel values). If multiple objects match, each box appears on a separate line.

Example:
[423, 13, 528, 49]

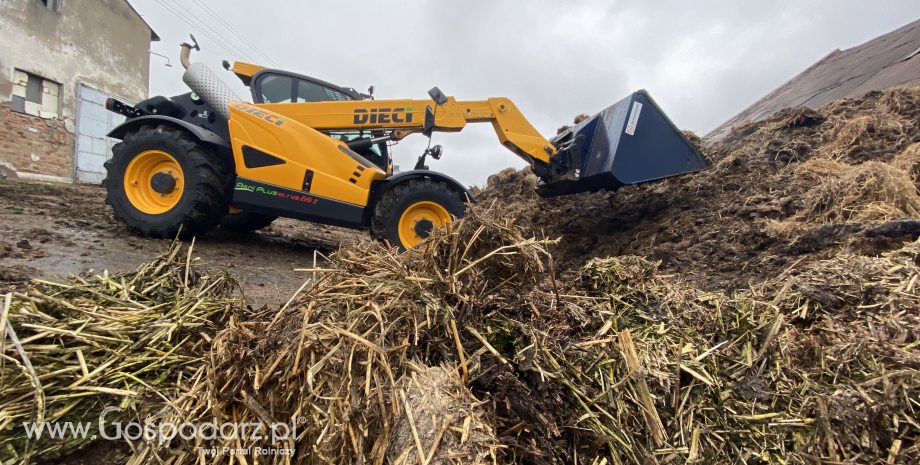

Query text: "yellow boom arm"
[256, 97, 556, 164]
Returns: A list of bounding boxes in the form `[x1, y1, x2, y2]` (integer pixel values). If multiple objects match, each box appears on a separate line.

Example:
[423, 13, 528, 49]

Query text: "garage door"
[74, 84, 130, 183]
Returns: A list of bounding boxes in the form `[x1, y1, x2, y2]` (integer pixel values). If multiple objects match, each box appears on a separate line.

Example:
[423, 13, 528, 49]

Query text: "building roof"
[123, 0, 160, 42]
[705, 18, 920, 143]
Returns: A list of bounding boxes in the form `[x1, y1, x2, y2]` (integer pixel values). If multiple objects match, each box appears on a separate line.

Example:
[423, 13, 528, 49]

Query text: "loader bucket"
[536, 90, 710, 197]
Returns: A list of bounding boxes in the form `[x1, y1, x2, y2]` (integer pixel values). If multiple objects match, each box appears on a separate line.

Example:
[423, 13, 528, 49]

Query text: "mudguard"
[364, 169, 474, 227]
[107, 115, 231, 148]
[376, 170, 475, 203]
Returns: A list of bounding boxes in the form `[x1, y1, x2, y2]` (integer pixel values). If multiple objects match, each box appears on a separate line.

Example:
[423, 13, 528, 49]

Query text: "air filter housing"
[182, 62, 242, 121]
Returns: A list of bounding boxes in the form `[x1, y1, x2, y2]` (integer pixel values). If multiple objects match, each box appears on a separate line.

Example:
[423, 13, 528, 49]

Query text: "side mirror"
[427, 86, 448, 106]
[222, 60, 231, 70]
[189, 34, 200, 51]
[368, 85, 375, 97]
[423, 105, 435, 136]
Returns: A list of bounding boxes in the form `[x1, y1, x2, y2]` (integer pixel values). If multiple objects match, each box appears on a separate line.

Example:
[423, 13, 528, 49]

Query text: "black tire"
[103, 125, 234, 238]
[219, 211, 277, 233]
[371, 178, 466, 251]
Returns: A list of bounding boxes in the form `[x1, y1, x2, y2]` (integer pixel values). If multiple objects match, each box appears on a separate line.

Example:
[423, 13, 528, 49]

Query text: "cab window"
[259, 75, 294, 103]
[331, 133, 388, 169]
[255, 73, 354, 104]
[297, 80, 353, 103]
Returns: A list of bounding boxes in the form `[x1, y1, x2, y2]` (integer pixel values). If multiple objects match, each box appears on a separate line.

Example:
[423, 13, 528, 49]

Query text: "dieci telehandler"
[103, 35, 709, 251]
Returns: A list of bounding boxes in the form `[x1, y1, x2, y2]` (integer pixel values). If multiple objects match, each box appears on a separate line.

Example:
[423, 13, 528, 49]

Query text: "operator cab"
[229, 62, 390, 172]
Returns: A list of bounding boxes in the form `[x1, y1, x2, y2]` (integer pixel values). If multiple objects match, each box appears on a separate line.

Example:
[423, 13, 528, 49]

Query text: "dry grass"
[876, 86, 920, 115]
[557, 113, 592, 134]
[794, 158, 851, 181]
[575, 249, 920, 463]
[891, 143, 920, 182]
[820, 113, 912, 159]
[764, 217, 804, 238]
[714, 149, 745, 170]
[771, 107, 826, 130]
[0, 239, 240, 463]
[796, 160, 920, 223]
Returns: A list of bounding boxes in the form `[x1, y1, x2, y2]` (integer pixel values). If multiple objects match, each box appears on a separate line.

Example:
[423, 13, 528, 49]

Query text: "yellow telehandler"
[104, 36, 708, 251]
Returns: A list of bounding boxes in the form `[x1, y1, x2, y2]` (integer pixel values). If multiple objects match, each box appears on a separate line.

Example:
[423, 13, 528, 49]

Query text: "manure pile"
[475, 87, 920, 291]
[1, 87, 919, 465]
[144, 206, 919, 464]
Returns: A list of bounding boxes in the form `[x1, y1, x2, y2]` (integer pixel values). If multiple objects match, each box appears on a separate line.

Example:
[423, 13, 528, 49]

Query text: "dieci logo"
[353, 108, 413, 125]
[232, 103, 285, 126]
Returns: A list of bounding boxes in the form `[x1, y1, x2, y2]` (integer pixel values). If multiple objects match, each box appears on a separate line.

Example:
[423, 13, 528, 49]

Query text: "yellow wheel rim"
[123, 150, 184, 214]
[398, 201, 452, 249]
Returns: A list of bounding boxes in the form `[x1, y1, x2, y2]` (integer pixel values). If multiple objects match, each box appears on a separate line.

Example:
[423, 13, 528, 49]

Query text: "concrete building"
[705, 18, 920, 144]
[0, 0, 158, 182]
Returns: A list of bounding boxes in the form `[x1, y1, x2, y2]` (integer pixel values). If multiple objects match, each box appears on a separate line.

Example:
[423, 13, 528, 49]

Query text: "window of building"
[37, 0, 62, 11]
[11, 70, 60, 119]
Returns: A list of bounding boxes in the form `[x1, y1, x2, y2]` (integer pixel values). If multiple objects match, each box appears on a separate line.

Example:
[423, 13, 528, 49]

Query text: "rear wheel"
[219, 209, 277, 233]
[103, 125, 234, 238]
[371, 179, 466, 251]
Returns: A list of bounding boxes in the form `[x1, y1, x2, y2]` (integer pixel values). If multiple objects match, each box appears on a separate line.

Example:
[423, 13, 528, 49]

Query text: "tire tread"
[370, 179, 465, 251]
[102, 125, 234, 238]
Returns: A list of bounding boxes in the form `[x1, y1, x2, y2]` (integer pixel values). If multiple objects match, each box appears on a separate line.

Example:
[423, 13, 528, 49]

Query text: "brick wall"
[0, 102, 73, 180]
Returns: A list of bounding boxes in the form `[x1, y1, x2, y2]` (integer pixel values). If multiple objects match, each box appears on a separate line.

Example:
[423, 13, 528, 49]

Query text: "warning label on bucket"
[625, 102, 642, 135]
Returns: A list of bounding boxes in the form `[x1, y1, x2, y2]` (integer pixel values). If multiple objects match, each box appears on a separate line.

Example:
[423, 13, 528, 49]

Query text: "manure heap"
[476, 87, 920, 291]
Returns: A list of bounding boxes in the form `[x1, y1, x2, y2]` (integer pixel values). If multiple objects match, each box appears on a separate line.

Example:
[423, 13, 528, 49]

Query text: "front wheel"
[103, 125, 234, 238]
[371, 179, 466, 251]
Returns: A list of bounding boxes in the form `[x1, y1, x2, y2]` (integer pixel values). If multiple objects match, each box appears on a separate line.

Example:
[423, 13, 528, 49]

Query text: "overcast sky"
[132, 0, 919, 188]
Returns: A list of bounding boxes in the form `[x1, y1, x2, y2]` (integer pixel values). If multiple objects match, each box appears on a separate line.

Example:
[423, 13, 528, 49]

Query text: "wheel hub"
[415, 218, 434, 238]
[397, 201, 453, 249]
[123, 150, 184, 214]
[150, 171, 177, 194]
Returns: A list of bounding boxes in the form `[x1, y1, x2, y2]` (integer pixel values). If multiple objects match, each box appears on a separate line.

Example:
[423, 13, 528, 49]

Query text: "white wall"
[0, 0, 154, 132]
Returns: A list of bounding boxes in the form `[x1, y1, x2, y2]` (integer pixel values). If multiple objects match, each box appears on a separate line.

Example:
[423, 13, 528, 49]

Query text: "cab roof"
[231, 62, 266, 86]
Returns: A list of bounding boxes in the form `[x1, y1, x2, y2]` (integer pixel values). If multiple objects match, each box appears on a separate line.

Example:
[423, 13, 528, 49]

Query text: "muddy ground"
[0, 179, 366, 307]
